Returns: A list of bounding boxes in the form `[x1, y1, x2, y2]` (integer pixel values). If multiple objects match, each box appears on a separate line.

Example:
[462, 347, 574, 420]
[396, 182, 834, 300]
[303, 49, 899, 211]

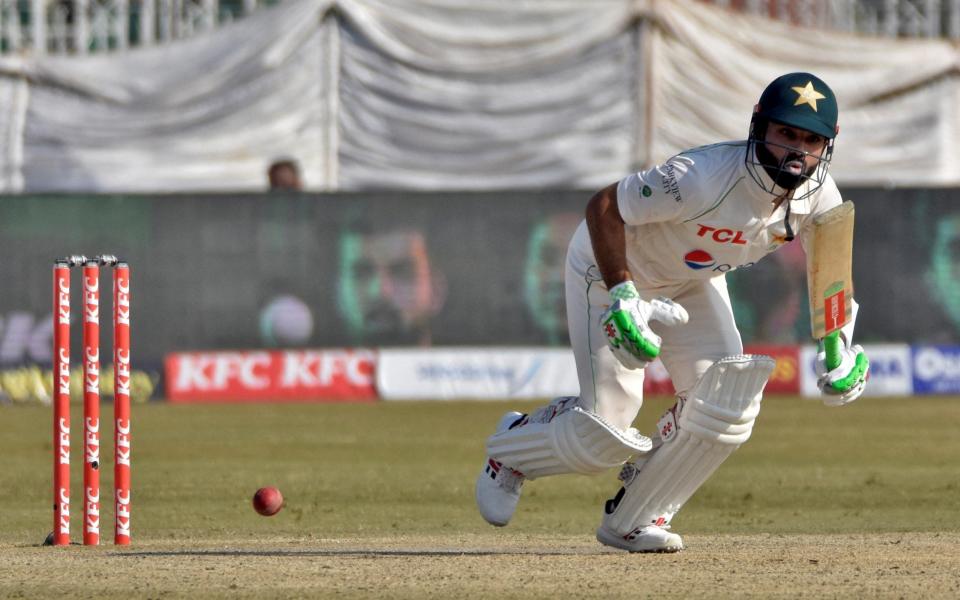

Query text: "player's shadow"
[114, 548, 605, 557]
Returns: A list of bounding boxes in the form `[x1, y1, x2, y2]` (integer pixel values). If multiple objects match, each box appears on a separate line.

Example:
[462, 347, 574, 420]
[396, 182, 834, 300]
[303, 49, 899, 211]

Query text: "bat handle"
[823, 331, 843, 371]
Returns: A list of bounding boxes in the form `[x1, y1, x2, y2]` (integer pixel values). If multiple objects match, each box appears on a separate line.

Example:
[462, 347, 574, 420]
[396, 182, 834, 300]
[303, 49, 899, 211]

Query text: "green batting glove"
[600, 282, 688, 370]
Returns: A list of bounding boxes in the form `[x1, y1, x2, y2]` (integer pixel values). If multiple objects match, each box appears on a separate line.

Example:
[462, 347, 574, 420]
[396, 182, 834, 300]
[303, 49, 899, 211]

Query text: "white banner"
[377, 347, 579, 400]
[800, 343, 912, 398]
[2, 0, 958, 192]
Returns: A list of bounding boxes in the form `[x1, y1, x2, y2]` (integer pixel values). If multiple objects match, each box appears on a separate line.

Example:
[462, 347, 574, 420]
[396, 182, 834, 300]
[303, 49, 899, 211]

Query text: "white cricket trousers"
[565, 261, 743, 432]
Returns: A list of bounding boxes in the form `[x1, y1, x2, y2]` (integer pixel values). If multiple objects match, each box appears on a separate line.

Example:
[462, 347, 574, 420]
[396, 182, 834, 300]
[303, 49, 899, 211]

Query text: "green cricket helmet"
[756, 72, 838, 139]
[746, 72, 839, 203]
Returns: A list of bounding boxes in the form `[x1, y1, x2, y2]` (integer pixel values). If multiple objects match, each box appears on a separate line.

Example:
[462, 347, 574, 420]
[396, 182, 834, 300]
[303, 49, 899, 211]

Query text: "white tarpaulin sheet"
[0, 0, 957, 192]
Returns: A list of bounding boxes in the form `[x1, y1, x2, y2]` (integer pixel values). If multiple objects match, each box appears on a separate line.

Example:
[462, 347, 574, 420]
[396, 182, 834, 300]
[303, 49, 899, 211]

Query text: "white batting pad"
[486, 398, 652, 480]
[602, 355, 775, 535]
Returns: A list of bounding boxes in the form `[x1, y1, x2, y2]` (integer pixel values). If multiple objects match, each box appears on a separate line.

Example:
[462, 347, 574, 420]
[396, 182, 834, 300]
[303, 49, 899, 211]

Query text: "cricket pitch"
[2, 397, 959, 598]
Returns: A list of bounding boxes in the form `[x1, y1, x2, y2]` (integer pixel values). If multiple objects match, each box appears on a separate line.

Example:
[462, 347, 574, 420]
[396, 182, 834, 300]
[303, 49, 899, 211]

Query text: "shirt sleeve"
[616, 154, 703, 226]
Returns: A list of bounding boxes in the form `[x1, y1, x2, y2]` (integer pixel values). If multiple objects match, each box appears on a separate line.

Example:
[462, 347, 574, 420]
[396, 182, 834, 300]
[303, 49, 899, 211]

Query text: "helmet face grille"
[745, 129, 834, 200]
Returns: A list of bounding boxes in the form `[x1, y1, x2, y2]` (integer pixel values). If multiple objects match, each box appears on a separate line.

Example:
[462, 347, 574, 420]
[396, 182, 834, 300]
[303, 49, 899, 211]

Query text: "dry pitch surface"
[2, 398, 959, 598]
[4, 533, 960, 598]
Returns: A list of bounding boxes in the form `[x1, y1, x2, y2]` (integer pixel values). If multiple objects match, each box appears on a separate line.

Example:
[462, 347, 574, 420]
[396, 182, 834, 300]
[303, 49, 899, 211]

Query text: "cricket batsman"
[475, 72, 870, 552]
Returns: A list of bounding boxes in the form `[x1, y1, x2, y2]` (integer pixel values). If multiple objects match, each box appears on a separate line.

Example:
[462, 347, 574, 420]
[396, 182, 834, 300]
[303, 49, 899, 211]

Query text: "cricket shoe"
[596, 523, 684, 553]
[475, 411, 526, 527]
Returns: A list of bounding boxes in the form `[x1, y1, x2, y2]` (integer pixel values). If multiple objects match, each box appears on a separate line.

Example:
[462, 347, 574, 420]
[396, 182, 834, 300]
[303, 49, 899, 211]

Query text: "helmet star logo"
[791, 81, 826, 111]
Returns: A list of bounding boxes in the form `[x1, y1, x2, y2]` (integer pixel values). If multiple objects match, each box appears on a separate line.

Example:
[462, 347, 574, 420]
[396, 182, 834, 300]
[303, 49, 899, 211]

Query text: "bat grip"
[824, 331, 843, 371]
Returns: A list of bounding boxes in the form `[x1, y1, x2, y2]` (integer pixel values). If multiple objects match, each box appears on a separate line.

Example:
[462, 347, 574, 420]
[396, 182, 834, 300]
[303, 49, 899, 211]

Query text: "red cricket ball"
[252, 486, 284, 516]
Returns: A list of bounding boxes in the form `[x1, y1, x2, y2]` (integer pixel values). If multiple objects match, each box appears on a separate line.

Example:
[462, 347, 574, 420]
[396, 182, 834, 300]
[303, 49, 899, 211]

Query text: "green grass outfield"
[1, 396, 959, 598]
[4, 395, 959, 540]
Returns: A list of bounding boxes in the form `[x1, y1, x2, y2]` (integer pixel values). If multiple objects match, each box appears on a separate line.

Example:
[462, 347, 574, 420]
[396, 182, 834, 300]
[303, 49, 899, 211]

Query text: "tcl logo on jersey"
[683, 250, 755, 273]
[696, 224, 746, 245]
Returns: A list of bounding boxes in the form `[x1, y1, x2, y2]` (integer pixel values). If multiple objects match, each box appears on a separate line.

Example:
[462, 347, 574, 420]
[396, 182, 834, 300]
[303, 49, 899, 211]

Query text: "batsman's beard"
[756, 142, 820, 191]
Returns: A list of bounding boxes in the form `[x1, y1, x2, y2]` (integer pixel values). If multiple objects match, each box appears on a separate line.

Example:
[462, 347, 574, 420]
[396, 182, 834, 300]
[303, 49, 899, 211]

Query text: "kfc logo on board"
[170, 352, 272, 391]
[165, 349, 377, 402]
[279, 350, 374, 388]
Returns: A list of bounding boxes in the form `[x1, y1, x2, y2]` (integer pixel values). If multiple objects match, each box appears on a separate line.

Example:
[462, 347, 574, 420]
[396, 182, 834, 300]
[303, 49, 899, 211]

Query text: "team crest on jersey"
[766, 233, 790, 251]
[683, 250, 715, 270]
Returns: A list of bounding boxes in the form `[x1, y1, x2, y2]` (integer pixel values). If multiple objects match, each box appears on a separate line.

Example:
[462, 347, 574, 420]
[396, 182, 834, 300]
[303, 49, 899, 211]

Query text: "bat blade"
[807, 201, 855, 369]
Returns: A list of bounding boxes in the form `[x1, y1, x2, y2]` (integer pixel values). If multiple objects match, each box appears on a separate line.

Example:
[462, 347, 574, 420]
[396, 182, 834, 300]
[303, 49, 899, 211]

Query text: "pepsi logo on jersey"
[683, 250, 716, 270]
[683, 250, 755, 273]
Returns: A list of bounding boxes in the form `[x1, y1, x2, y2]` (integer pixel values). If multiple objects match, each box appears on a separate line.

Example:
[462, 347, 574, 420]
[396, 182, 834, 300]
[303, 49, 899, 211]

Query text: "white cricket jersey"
[568, 140, 842, 294]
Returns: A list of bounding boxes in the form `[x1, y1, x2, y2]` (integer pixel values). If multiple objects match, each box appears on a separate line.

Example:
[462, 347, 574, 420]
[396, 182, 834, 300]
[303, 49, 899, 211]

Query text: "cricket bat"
[807, 201, 855, 371]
